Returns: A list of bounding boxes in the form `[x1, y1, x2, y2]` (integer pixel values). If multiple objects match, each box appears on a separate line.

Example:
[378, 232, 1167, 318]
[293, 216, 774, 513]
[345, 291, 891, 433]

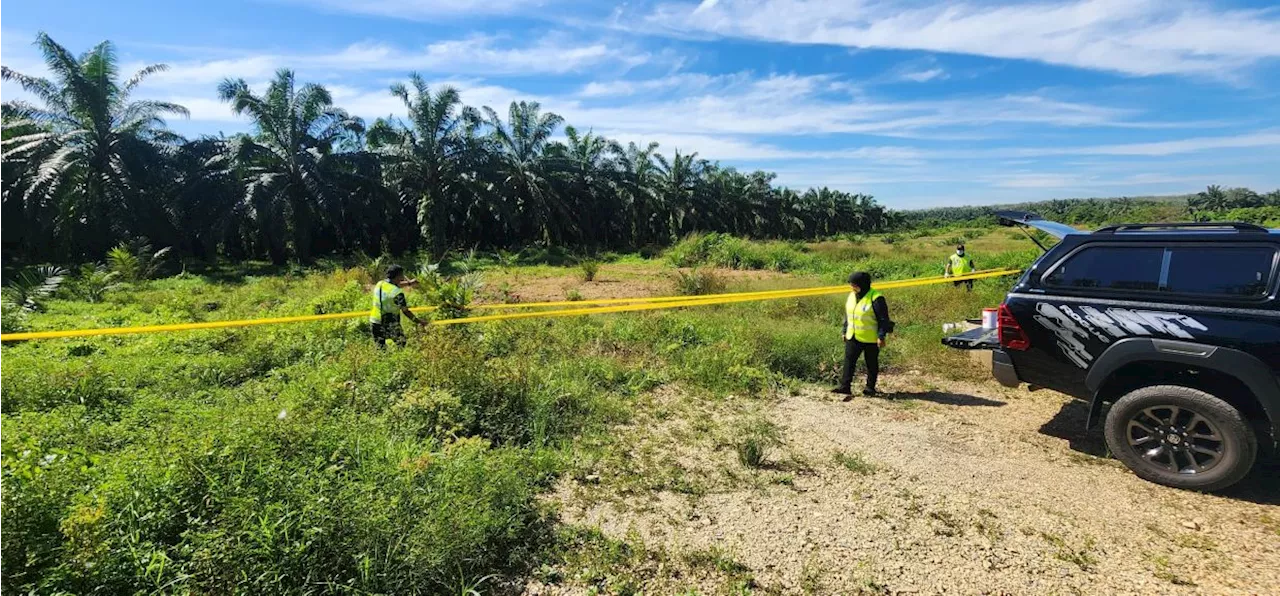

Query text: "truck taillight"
[998, 303, 1030, 351]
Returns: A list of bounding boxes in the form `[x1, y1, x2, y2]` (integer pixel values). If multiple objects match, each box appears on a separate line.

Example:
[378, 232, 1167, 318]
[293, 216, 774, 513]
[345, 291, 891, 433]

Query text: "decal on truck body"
[1035, 303, 1208, 368]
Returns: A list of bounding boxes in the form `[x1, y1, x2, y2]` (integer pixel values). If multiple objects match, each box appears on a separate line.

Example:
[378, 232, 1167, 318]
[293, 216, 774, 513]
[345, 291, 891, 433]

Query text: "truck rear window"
[1166, 246, 1275, 297]
[1044, 246, 1163, 291]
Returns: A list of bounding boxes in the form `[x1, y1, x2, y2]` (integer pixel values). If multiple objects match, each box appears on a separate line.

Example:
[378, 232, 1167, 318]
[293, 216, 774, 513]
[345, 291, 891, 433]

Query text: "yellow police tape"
[0, 269, 1020, 342]
[433, 269, 1019, 326]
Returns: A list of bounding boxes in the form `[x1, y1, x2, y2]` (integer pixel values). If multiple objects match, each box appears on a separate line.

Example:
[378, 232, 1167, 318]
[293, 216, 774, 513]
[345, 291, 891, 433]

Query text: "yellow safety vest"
[845, 289, 883, 342]
[949, 253, 972, 275]
[370, 280, 404, 323]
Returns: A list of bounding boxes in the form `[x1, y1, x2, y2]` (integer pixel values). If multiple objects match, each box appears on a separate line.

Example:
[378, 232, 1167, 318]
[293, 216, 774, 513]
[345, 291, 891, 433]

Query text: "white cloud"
[577, 72, 723, 97]
[136, 34, 646, 91]
[899, 68, 946, 83]
[988, 172, 1225, 189]
[1011, 131, 1280, 157]
[296, 0, 545, 19]
[547, 73, 1194, 143]
[644, 0, 1280, 77]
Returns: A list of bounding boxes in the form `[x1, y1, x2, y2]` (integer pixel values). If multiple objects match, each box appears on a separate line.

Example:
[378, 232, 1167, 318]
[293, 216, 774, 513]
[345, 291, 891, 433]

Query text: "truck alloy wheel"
[1104, 385, 1257, 491]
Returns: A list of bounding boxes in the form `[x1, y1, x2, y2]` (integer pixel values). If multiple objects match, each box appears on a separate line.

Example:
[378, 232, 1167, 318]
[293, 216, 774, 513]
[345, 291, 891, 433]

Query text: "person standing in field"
[945, 243, 975, 292]
[370, 264, 427, 348]
[833, 271, 891, 400]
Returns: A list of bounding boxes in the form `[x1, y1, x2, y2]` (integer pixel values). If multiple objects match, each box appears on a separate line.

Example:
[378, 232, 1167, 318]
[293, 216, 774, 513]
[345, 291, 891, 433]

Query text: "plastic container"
[981, 308, 999, 329]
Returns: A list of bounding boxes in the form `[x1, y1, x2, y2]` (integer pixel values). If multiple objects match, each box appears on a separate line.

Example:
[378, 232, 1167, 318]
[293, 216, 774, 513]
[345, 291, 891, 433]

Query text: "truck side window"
[1044, 246, 1163, 291]
[1166, 246, 1275, 297]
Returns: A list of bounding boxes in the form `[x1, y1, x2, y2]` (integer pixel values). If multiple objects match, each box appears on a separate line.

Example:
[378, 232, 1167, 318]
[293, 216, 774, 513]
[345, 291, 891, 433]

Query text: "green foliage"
[430, 274, 482, 320]
[833, 450, 879, 475]
[65, 264, 123, 303]
[578, 258, 601, 282]
[665, 233, 816, 272]
[565, 289, 585, 302]
[895, 186, 1280, 231]
[106, 239, 172, 282]
[672, 268, 726, 296]
[1, 265, 66, 311]
[5, 33, 1273, 267]
[758, 320, 843, 382]
[495, 249, 522, 271]
[1, 33, 189, 261]
[498, 282, 521, 304]
[1, 300, 31, 334]
[735, 418, 781, 468]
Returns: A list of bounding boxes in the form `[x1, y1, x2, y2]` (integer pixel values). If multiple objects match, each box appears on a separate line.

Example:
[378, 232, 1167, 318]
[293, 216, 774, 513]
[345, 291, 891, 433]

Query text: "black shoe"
[862, 388, 879, 397]
[831, 386, 852, 396]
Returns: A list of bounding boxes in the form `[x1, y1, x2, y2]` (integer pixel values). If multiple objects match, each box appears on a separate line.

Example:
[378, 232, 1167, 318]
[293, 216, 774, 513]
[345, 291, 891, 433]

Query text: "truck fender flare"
[1083, 337, 1280, 439]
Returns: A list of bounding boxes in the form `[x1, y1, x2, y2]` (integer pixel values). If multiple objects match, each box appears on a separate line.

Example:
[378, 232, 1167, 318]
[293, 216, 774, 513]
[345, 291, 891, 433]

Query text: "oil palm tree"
[549, 126, 615, 247]
[655, 149, 702, 237]
[368, 74, 479, 255]
[1, 33, 188, 260]
[481, 101, 564, 245]
[612, 141, 661, 246]
[218, 69, 363, 262]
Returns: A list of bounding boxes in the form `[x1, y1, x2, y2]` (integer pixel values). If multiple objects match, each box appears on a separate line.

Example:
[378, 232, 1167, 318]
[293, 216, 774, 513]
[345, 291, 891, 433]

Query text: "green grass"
[832, 449, 880, 475]
[1, 227, 1037, 592]
[735, 418, 782, 469]
[1040, 532, 1099, 572]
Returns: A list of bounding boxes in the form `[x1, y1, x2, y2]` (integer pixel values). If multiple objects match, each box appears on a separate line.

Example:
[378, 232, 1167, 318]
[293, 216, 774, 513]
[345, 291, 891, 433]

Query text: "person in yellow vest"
[945, 244, 975, 292]
[832, 271, 892, 400]
[370, 264, 427, 348]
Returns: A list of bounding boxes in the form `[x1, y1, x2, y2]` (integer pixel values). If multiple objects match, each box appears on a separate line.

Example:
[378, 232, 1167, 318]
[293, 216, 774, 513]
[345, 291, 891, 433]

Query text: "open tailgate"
[994, 210, 1078, 239]
[941, 325, 999, 351]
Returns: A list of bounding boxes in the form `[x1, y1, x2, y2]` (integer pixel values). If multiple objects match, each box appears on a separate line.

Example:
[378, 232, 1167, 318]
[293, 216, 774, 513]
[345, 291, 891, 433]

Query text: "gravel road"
[542, 374, 1280, 595]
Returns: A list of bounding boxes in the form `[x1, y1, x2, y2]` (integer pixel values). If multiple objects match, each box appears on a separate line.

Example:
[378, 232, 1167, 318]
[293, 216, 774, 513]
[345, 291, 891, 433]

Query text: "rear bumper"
[992, 349, 1020, 388]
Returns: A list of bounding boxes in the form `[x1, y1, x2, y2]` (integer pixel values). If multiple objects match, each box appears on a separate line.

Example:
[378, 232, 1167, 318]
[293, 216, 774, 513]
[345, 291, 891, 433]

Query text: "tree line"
[900, 186, 1280, 229]
[1, 34, 893, 265]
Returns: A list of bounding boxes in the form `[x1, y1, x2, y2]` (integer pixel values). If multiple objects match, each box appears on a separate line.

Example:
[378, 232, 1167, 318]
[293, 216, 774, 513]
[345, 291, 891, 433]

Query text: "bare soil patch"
[483, 265, 796, 303]
[536, 375, 1280, 595]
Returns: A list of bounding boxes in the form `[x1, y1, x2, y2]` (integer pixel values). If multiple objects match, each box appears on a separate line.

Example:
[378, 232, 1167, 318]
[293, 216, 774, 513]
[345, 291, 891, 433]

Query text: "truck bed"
[941, 325, 999, 351]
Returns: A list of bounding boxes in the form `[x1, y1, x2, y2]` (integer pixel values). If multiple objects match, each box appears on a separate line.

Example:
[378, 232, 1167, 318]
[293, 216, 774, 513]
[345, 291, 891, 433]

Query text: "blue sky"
[3, 0, 1279, 208]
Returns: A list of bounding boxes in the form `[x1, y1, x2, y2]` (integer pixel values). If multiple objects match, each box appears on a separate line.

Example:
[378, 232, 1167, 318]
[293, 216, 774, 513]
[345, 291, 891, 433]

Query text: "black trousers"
[372, 314, 405, 348]
[839, 339, 879, 391]
[953, 279, 974, 292]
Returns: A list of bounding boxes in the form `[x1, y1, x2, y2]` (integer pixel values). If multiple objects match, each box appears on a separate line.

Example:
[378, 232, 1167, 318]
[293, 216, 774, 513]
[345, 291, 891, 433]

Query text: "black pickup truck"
[945, 214, 1280, 491]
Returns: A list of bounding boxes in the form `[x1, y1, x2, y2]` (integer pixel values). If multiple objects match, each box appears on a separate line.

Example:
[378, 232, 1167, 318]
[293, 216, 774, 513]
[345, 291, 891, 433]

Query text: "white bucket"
[981, 308, 999, 329]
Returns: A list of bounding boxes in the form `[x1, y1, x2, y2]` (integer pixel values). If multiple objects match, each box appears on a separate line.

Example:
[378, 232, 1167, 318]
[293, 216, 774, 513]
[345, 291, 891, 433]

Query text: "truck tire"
[1103, 385, 1257, 491]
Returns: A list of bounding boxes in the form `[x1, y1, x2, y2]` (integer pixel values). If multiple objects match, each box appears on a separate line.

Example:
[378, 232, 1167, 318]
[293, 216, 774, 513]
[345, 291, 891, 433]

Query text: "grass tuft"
[833, 449, 880, 475]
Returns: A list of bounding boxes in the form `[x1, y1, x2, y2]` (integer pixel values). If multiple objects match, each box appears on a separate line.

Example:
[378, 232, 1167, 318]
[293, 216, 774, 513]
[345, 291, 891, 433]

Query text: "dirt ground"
[481, 264, 798, 303]
[535, 373, 1280, 595]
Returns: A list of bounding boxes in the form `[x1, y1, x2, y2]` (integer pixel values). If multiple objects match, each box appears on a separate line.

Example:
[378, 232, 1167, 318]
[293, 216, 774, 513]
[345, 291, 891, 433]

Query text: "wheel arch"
[1084, 338, 1280, 444]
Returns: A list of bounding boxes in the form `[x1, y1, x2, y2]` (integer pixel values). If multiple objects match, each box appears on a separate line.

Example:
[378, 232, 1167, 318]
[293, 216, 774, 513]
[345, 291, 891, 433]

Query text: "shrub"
[494, 249, 522, 271]
[391, 387, 467, 440]
[880, 234, 901, 245]
[106, 239, 172, 282]
[672, 268, 726, 296]
[565, 289, 584, 302]
[66, 264, 123, 303]
[431, 274, 481, 320]
[578, 259, 601, 282]
[1, 299, 30, 333]
[498, 282, 521, 304]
